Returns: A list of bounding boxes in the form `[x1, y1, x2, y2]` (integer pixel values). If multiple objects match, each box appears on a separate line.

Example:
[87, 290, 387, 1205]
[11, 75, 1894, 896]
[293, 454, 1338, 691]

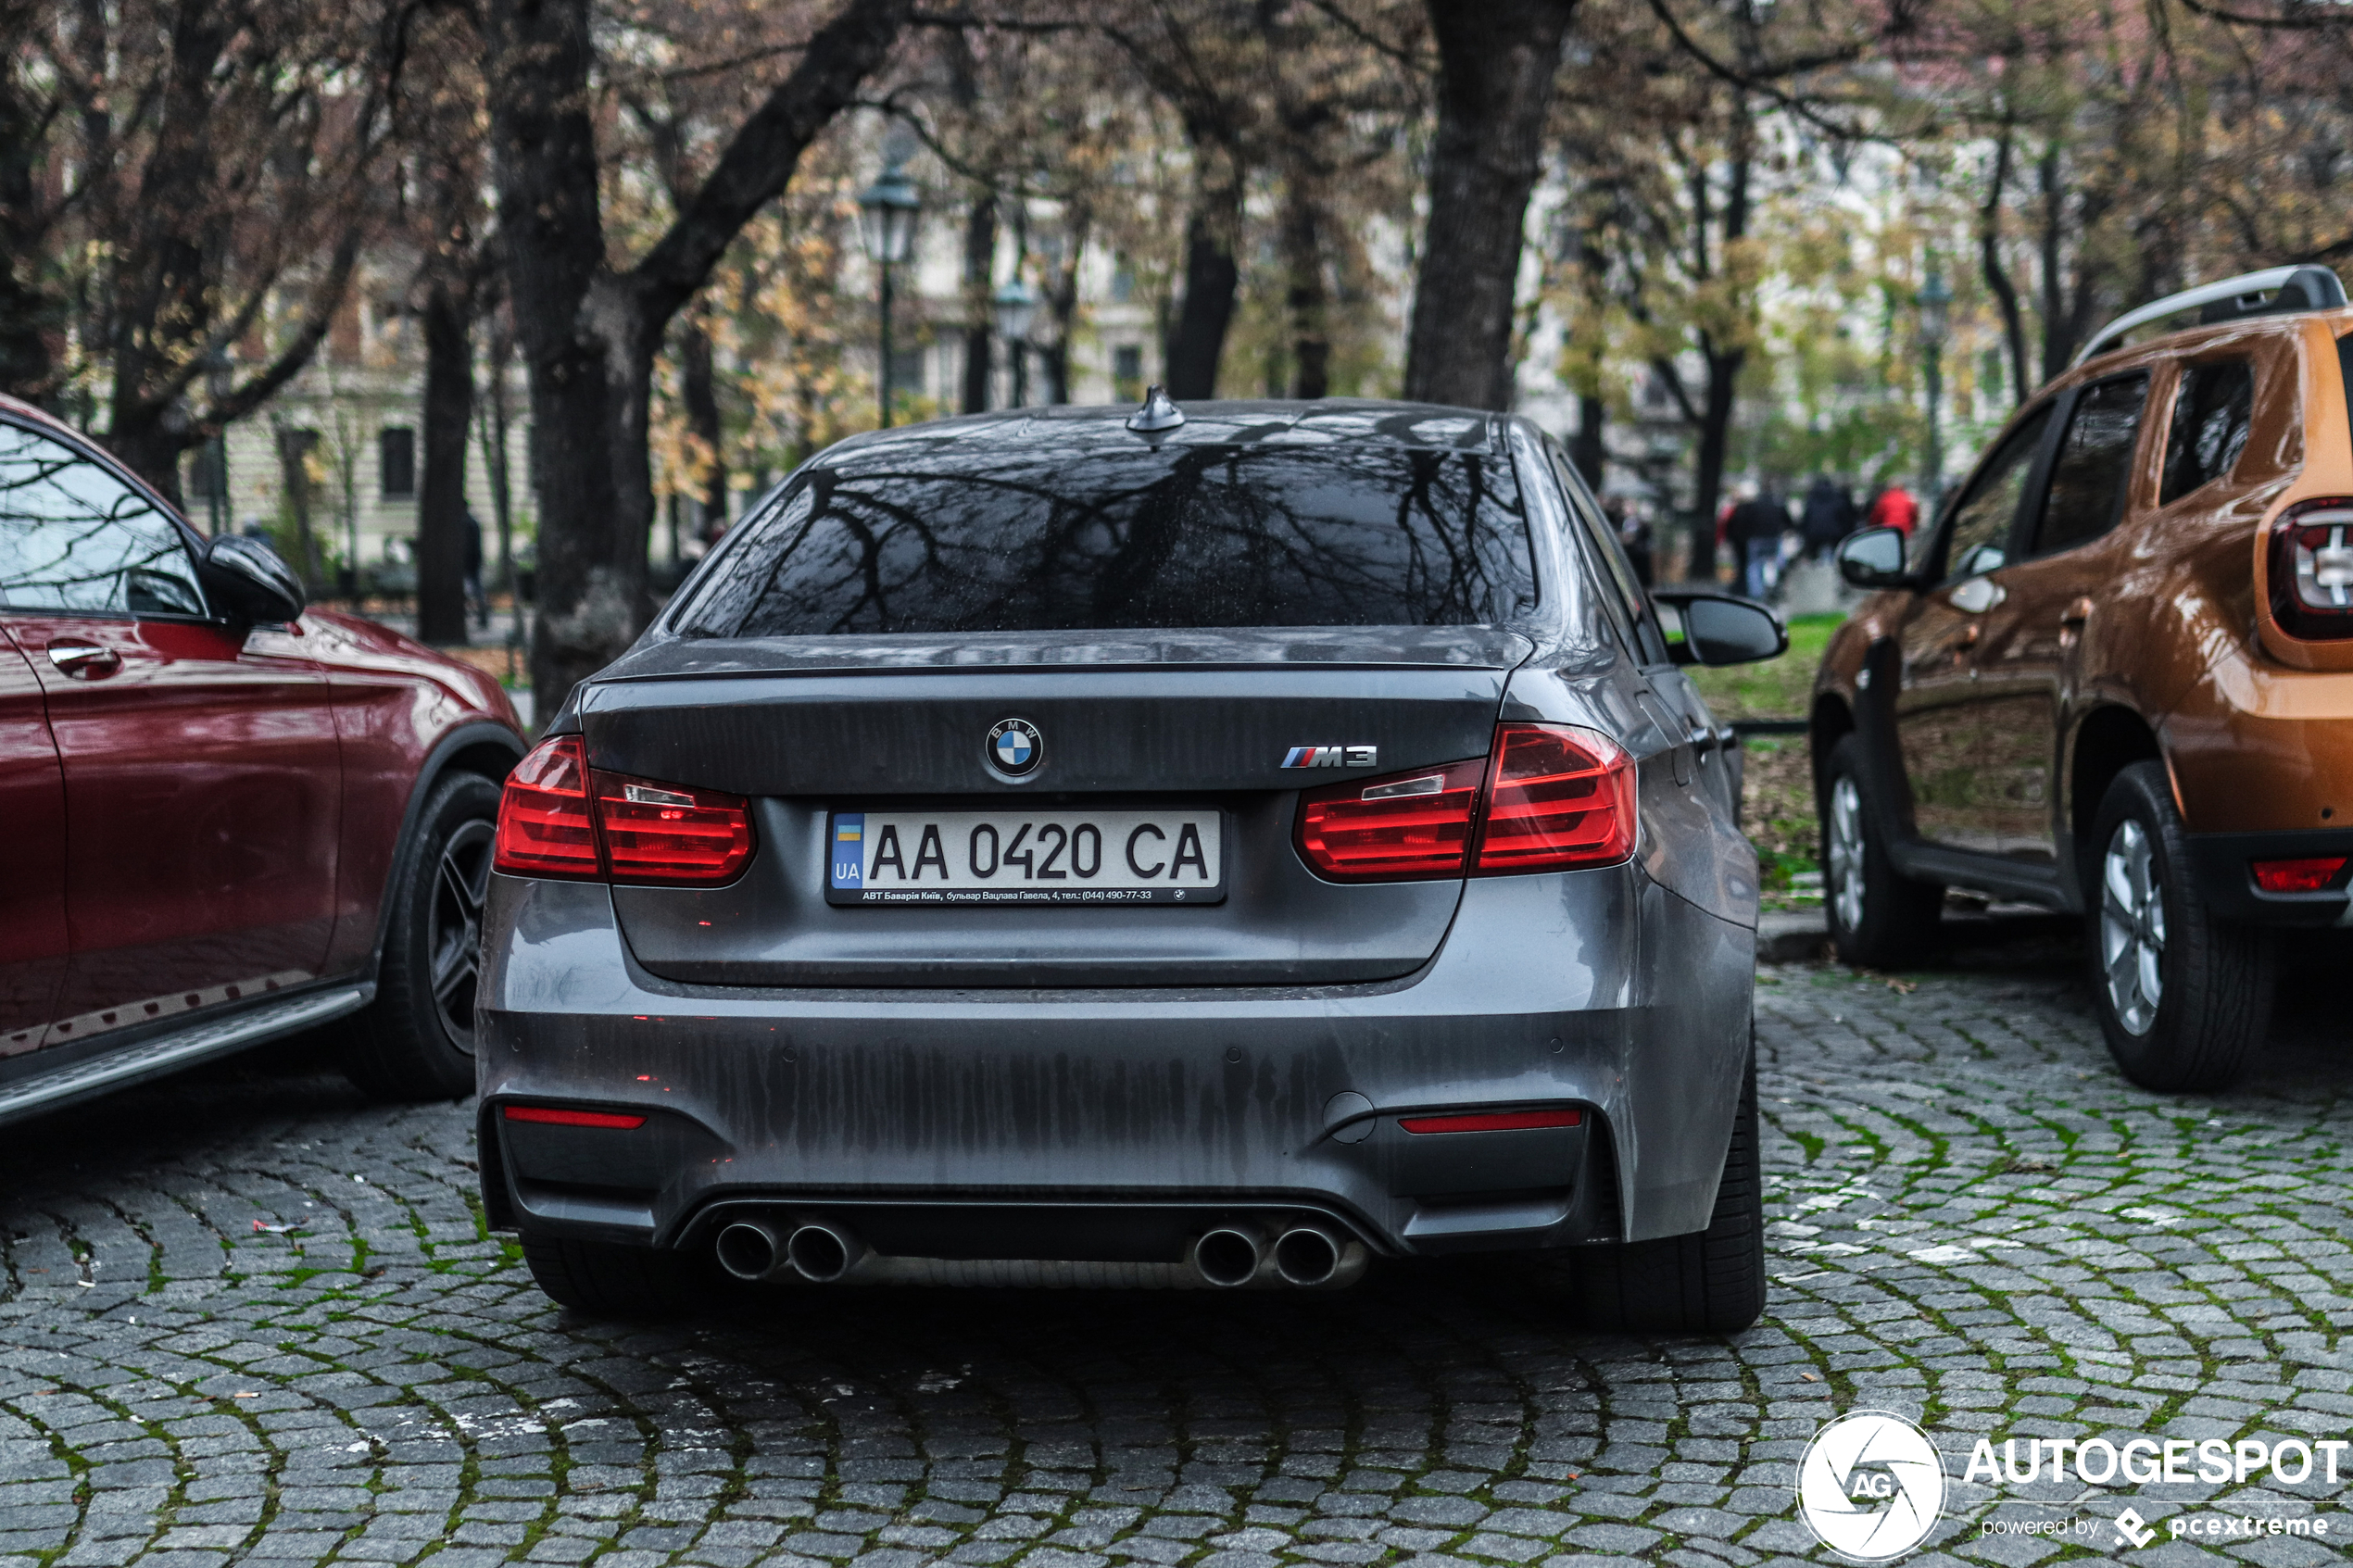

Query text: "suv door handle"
[2061, 597, 2094, 627]
[46, 640, 120, 677]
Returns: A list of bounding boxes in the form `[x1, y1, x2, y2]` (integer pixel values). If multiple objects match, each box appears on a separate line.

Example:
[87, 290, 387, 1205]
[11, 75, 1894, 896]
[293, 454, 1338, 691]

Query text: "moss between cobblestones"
[3, 967, 2352, 1568]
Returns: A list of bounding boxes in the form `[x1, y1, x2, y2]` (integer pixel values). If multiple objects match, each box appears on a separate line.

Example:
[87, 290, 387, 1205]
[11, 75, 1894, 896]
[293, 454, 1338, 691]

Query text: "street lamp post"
[992, 278, 1038, 409]
[857, 163, 922, 429]
[1917, 265, 1953, 509]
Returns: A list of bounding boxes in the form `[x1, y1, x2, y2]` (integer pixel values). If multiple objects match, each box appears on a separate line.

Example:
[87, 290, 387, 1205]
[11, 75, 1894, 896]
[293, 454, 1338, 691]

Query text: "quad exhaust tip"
[715, 1219, 870, 1283]
[786, 1223, 866, 1283]
[1192, 1227, 1262, 1287]
[715, 1220, 784, 1282]
[1273, 1226, 1340, 1287]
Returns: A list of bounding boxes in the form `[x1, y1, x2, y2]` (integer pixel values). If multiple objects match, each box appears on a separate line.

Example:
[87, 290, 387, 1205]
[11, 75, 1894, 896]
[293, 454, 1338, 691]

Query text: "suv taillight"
[1295, 723, 1636, 882]
[2268, 498, 2353, 639]
[494, 734, 755, 884]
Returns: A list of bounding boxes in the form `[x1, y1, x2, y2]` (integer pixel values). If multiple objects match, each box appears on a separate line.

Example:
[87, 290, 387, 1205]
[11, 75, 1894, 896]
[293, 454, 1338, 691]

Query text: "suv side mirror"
[198, 535, 307, 625]
[1651, 588, 1788, 666]
[1836, 525, 1917, 590]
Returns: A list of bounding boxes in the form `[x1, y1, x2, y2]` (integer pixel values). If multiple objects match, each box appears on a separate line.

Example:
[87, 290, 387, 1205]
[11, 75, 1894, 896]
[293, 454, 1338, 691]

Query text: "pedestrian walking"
[1727, 483, 1792, 599]
[1868, 481, 1920, 536]
[1801, 474, 1856, 558]
[1605, 495, 1655, 587]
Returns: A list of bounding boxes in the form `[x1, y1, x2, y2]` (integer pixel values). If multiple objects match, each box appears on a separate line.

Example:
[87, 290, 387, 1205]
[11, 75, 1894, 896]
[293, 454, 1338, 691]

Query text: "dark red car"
[0, 394, 524, 1122]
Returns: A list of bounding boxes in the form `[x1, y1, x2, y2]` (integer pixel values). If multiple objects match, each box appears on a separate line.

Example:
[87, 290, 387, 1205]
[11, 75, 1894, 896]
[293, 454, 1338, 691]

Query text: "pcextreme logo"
[1795, 1411, 1947, 1561]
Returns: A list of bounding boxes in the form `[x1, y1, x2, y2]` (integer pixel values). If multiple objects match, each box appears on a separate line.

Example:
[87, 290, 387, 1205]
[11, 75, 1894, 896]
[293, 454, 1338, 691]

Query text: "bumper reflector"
[2251, 855, 2347, 893]
[502, 1105, 647, 1129]
[1399, 1108, 1583, 1135]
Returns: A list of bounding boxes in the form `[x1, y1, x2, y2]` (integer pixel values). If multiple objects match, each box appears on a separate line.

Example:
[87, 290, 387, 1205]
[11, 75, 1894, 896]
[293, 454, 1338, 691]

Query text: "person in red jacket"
[1869, 482, 1919, 535]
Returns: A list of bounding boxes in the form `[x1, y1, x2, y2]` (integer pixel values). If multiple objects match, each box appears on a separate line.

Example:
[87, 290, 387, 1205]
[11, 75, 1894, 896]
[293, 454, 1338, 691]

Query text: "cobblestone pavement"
[5, 924, 2352, 1568]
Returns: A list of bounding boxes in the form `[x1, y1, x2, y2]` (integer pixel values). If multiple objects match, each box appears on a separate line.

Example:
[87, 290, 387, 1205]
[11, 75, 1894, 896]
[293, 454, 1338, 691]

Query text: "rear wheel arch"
[1808, 692, 1856, 802]
[2069, 706, 2164, 877]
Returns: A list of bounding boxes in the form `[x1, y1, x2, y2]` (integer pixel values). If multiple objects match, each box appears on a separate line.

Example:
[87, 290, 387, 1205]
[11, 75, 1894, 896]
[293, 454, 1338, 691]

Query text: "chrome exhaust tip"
[1192, 1227, 1262, 1287]
[1272, 1226, 1341, 1287]
[786, 1223, 867, 1283]
[714, 1221, 784, 1282]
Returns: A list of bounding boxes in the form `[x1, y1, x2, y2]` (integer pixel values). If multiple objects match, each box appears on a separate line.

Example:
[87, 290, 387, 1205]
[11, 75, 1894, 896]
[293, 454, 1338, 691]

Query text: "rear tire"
[1818, 733, 1943, 969]
[521, 1232, 693, 1319]
[2087, 761, 2273, 1092]
[1569, 1053, 1765, 1335]
[343, 772, 500, 1100]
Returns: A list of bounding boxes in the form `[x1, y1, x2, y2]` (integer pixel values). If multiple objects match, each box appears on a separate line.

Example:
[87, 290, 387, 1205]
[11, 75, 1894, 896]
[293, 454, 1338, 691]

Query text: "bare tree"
[486, 0, 912, 713]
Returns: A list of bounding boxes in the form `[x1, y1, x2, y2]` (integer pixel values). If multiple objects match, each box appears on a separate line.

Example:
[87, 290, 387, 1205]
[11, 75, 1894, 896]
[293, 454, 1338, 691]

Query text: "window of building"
[1110, 257, 1135, 304]
[186, 442, 226, 502]
[380, 427, 416, 499]
[1113, 345, 1144, 402]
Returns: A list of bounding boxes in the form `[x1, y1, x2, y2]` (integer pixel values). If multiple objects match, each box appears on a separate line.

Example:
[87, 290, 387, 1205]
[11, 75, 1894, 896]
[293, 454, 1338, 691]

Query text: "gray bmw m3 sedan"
[478, 396, 1783, 1330]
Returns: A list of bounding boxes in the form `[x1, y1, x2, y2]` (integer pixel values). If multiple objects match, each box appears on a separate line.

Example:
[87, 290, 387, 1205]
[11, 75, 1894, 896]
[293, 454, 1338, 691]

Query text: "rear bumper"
[2184, 829, 2353, 926]
[475, 865, 1754, 1263]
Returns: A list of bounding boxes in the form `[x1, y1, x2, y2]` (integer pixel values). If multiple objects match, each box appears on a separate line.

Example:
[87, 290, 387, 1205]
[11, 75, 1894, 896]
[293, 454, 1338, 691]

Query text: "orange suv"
[1812, 264, 2353, 1091]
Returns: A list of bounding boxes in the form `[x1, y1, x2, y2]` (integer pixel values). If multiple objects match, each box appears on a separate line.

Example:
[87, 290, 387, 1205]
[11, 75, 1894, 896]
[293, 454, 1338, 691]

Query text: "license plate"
[826, 809, 1226, 905]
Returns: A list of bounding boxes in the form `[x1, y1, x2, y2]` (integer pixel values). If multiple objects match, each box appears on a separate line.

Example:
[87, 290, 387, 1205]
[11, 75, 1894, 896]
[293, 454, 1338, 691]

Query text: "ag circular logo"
[986, 717, 1043, 777]
[1796, 1411, 1946, 1562]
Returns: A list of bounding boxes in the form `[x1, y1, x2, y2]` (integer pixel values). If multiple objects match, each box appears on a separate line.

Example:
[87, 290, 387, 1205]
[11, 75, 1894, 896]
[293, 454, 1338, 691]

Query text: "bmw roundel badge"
[987, 717, 1043, 776]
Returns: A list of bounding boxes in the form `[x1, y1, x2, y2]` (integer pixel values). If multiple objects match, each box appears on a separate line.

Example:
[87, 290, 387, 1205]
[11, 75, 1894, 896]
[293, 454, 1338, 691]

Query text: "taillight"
[1473, 723, 1636, 874]
[493, 734, 755, 884]
[595, 771, 754, 884]
[1297, 759, 1484, 881]
[493, 734, 598, 877]
[2267, 498, 2353, 639]
[1293, 723, 1638, 883]
[2251, 856, 2347, 893]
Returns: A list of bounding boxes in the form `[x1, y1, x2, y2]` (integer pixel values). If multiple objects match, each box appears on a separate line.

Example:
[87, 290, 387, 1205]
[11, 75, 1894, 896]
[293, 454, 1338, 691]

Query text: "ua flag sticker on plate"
[831, 813, 865, 889]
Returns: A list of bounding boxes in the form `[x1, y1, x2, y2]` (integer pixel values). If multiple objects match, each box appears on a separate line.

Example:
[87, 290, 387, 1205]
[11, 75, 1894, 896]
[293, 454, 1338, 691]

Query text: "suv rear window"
[2159, 358, 2254, 506]
[676, 443, 1536, 635]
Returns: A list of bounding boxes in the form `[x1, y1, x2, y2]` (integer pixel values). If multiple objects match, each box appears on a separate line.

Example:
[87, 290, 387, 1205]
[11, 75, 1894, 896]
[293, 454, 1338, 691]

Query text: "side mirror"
[1836, 525, 1916, 590]
[1651, 588, 1789, 666]
[198, 535, 306, 624]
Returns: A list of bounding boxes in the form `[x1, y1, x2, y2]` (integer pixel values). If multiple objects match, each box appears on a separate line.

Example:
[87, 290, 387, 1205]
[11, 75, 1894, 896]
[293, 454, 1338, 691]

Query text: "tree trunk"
[0, 56, 56, 402]
[1571, 395, 1604, 487]
[1979, 129, 2030, 408]
[271, 420, 323, 586]
[489, 0, 623, 709]
[1402, 0, 1577, 410]
[490, 0, 910, 718]
[961, 194, 996, 413]
[476, 315, 519, 641]
[1690, 345, 1743, 581]
[1042, 208, 1088, 405]
[1164, 151, 1241, 400]
[2037, 144, 2071, 383]
[680, 313, 727, 533]
[1280, 172, 1328, 400]
[416, 276, 474, 644]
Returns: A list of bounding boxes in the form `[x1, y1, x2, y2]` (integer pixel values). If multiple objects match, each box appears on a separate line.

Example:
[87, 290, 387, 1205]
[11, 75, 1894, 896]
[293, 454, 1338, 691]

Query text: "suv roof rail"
[2072, 264, 2347, 368]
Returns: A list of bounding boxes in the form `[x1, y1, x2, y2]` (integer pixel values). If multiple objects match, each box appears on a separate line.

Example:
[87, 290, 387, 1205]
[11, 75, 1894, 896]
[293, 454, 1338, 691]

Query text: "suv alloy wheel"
[2087, 762, 2274, 1091]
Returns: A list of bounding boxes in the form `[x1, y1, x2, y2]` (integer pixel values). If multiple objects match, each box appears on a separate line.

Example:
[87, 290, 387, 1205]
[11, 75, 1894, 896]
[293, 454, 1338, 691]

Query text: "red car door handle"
[46, 641, 120, 678]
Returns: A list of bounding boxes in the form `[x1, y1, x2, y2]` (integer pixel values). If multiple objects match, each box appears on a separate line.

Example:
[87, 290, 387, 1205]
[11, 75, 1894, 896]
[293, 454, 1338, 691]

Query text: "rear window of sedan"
[674, 440, 1537, 636]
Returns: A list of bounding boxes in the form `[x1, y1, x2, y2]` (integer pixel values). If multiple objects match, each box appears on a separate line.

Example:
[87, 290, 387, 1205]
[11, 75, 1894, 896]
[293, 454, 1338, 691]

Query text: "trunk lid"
[583, 628, 1529, 987]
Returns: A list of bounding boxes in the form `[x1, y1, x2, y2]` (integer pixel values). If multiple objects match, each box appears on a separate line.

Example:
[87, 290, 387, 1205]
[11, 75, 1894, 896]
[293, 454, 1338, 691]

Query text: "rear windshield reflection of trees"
[684, 445, 1536, 635]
